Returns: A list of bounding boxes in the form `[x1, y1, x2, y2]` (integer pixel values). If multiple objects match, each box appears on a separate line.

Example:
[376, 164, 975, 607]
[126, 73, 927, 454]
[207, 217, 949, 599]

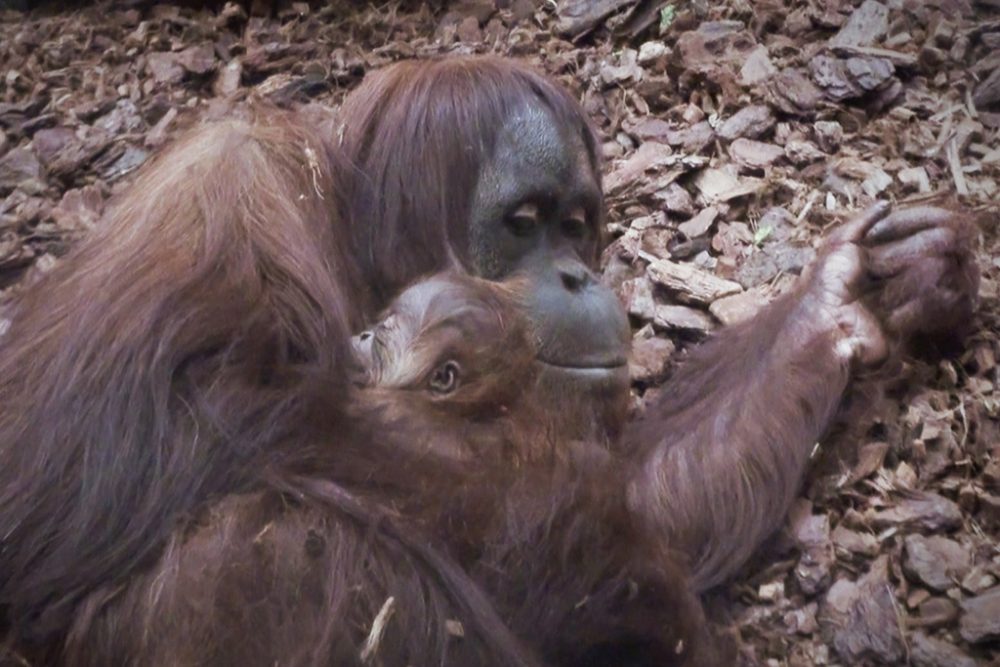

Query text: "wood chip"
[829, 0, 889, 48]
[652, 303, 714, 332]
[646, 257, 742, 305]
[677, 205, 718, 238]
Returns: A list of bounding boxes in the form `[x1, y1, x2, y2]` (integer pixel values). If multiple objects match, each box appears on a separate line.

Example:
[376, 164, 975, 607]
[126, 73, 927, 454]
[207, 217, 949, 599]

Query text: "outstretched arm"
[623, 203, 979, 592]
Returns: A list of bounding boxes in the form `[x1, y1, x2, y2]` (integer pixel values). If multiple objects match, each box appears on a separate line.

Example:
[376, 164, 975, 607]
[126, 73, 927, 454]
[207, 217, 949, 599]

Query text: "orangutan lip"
[537, 357, 627, 371]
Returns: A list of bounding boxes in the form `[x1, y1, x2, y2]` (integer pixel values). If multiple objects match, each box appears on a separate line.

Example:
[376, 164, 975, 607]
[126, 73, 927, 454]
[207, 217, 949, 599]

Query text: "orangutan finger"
[865, 206, 955, 244]
[867, 227, 955, 278]
[828, 201, 892, 245]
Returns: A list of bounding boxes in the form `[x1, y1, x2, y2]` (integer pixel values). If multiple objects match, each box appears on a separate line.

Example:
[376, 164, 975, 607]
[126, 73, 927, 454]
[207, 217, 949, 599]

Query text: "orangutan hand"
[799, 202, 980, 367]
[862, 205, 980, 346]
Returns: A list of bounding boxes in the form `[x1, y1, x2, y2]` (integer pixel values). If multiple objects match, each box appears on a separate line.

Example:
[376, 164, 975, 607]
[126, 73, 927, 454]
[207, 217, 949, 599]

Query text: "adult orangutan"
[0, 55, 980, 663]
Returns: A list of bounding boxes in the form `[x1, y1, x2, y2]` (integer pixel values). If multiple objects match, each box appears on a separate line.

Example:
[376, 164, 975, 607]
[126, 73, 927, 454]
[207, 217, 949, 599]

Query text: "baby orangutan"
[350, 272, 716, 666]
[56, 273, 713, 667]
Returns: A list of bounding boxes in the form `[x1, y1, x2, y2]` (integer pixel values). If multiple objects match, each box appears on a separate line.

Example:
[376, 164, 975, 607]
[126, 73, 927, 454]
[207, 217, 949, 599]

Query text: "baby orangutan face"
[352, 273, 537, 426]
[353, 272, 630, 453]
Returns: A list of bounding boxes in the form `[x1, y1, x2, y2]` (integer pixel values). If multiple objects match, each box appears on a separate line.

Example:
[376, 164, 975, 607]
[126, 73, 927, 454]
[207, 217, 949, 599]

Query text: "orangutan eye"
[428, 360, 461, 394]
[561, 216, 588, 240]
[506, 203, 540, 237]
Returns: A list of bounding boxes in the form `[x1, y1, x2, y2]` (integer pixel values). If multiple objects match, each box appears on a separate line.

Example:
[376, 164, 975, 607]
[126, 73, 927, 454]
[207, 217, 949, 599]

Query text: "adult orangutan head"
[337, 57, 631, 414]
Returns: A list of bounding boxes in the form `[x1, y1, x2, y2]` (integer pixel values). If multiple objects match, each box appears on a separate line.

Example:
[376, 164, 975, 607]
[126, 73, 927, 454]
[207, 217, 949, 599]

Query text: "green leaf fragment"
[659, 5, 676, 33]
[753, 225, 773, 246]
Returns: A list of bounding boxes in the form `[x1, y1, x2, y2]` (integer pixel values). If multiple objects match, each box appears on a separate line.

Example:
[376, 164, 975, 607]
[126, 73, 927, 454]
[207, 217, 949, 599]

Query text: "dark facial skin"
[466, 103, 631, 419]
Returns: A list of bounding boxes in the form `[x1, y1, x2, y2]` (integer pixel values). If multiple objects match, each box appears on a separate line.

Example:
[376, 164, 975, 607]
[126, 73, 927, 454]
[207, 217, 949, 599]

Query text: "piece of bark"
[214, 59, 243, 97]
[740, 45, 777, 86]
[831, 44, 918, 68]
[693, 168, 765, 204]
[655, 183, 694, 216]
[729, 138, 784, 169]
[621, 275, 656, 321]
[790, 507, 834, 595]
[810, 55, 896, 102]
[652, 304, 714, 333]
[676, 21, 758, 73]
[733, 242, 814, 289]
[814, 121, 844, 152]
[145, 108, 178, 148]
[604, 142, 673, 196]
[637, 41, 670, 67]
[766, 68, 824, 115]
[717, 105, 775, 141]
[961, 566, 997, 595]
[147, 51, 185, 84]
[708, 289, 766, 326]
[898, 166, 931, 193]
[829, 0, 889, 48]
[647, 258, 742, 305]
[785, 140, 827, 166]
[914, 597, 958, 629]
[31, 126, 77, 165]
[0, 147, 43, 194]
[50, 185, 104, 231]
[821, 556, 905, 664]
[677, 206, 718, 238]
[177, 44, 216, 75]
[973, 66, 1000, 108]
[555, 0, 636, 37]
[831, 524, 879, 557]
[959, 586, 1000, 643]
[870, 492, 963, 532]
[663, 121, 715, 153]
[630, 329, 675, 383]
[911, 631, 976, 667]
[902, 535, 972, 592]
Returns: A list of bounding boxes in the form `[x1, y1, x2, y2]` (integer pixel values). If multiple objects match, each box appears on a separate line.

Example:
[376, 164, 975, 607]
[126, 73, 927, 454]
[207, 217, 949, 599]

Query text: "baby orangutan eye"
[428, 360, 461, 394]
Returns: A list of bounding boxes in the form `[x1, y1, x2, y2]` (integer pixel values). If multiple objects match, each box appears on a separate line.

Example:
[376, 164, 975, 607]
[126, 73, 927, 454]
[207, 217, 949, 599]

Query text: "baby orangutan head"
[352, 273, 537, 424]
[352, 271, 629, 460]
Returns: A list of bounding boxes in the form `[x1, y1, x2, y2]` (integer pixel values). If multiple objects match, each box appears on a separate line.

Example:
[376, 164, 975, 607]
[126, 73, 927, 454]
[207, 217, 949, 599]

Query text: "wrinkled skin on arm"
[622, 203, 979, 592]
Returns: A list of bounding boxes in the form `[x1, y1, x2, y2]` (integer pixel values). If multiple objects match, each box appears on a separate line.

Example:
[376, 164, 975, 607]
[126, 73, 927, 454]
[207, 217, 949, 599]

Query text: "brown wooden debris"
[728, 138, 784, 170]
[677, 205, 717, 239]
[902, 534, 972, 592]
[831, 524, 879, 557]
[820, 556, 905, 664]
[716, 105, 775, 141]
[766, 68, 824, 115]
[789, 502, 834, 595]
[870, 492, 963, 531]
[629, 327, 675, 383]
[910, 631, 977, 667]
[646, 257, 742, 305]
[829, 0, 890, 48]
[707, 289, 767, 326]
[959, 586, 1000, 643]
[554, 0, 636, 37]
